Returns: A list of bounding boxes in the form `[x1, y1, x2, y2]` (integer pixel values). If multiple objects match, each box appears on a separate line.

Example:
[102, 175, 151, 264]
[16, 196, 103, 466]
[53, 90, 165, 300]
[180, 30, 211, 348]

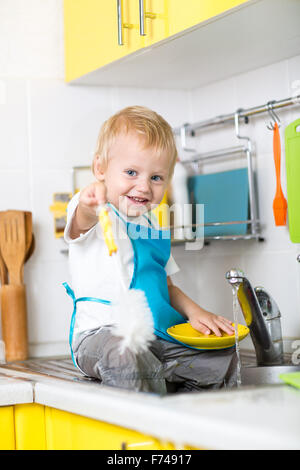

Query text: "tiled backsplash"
[0, 0, 299, 357]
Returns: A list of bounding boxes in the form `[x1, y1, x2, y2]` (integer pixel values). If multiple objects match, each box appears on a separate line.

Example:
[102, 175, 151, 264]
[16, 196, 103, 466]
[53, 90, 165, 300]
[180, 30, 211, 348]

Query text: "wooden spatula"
[0, 211, 26, 285]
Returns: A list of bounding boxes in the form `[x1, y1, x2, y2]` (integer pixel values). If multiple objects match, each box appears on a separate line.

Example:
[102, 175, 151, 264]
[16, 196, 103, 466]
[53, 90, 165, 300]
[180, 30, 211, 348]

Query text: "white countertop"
[0, 360, 299, 450]
[0, 376, 33, 406]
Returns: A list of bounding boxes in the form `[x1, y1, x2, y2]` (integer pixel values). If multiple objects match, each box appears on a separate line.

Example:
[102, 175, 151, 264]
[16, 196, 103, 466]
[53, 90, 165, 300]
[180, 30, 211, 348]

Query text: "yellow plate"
[167, 323, 249, 349]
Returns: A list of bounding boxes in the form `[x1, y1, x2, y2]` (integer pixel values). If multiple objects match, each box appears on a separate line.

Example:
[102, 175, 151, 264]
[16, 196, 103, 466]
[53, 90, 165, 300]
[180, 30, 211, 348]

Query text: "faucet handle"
[255, 287, 283, 358]
[254, 287, 281, 320]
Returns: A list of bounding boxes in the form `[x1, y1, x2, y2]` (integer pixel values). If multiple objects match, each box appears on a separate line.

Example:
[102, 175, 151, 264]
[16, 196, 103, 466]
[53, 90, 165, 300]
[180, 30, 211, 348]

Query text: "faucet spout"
[226, 269, 283, 366]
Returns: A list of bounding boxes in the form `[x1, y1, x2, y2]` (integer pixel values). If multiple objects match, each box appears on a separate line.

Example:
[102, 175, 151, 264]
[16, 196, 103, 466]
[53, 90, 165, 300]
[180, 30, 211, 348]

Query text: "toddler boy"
[64, 106, 236, 394]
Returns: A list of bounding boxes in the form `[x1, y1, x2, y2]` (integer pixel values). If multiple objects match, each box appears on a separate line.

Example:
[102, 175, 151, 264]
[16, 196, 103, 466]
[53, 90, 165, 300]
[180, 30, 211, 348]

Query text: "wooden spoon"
[25, 233, 35, 263]
[0, 211, 26, 285]
[24, 212, 32, 257]
[0, 246, 8, 285]
[21, 211, 34, 282]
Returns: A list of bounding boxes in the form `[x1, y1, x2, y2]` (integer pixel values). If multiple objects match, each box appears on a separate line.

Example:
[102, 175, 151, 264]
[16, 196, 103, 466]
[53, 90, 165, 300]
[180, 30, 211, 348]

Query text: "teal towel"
[188, 168, 249, 237]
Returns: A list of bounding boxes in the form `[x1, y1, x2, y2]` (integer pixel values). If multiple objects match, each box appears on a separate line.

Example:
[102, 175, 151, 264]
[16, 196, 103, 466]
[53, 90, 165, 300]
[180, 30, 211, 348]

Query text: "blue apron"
[64, 204, 191, 366]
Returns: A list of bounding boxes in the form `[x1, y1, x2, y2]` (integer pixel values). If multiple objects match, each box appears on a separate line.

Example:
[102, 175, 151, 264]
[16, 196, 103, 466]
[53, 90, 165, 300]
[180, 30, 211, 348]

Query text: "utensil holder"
[0, 284, 28, 361]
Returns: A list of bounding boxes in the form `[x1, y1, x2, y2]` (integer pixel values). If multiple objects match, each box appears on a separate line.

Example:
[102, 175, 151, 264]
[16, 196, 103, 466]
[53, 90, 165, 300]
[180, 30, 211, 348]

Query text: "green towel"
[279, 371, 300, 389]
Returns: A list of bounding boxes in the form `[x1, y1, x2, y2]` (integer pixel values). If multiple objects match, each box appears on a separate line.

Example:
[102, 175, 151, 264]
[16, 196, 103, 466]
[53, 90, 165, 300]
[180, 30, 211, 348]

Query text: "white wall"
[0, 0, 299, 357]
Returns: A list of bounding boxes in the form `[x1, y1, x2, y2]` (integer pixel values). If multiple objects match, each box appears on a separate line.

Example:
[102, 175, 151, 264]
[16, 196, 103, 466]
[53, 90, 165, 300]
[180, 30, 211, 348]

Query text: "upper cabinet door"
[64, 0, 144, 82]
[140, 0, 251, 48]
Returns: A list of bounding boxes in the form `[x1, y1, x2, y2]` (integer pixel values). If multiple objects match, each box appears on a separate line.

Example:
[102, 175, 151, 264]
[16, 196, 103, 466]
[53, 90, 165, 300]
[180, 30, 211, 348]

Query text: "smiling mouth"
[126, 195, 149, 205]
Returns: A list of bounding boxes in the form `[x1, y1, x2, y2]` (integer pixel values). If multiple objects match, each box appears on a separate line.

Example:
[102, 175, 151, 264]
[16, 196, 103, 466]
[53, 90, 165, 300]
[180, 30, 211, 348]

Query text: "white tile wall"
[0, 0, 64, 79]
[0, 1, 299, 358]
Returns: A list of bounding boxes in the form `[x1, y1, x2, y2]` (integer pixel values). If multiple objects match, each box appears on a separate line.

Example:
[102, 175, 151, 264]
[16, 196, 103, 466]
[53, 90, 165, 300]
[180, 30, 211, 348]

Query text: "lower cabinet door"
[0, 406, 15, 450]
[45, 406, 175, 450]
[14, 403, 46, 450]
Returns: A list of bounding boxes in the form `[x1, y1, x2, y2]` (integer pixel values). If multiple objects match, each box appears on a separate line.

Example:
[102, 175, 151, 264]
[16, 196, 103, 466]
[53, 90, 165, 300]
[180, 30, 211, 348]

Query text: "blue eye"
[151, 175, 162, 182]
[126, 169, 136, 176]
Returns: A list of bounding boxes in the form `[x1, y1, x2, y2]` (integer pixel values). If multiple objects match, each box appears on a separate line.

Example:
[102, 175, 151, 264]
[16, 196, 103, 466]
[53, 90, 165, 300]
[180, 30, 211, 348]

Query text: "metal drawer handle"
[139, 0, 146, 36]
[117, 0, 135, 45]
[118, 0, 157, 44]
[117, 0, 123, 45]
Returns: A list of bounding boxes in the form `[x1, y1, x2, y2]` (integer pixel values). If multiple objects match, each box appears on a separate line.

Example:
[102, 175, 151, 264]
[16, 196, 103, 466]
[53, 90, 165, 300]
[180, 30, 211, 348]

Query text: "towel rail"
[173, 95, 300, 135]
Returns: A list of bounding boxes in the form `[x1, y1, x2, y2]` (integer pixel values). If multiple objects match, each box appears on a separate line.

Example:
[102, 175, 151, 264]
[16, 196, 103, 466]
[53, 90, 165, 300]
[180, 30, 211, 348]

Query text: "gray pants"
[73, 326, 237, 395]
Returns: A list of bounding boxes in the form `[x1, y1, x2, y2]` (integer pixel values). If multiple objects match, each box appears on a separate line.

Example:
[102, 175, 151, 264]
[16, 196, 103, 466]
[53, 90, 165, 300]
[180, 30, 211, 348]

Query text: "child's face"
[95, 130, 171, 216]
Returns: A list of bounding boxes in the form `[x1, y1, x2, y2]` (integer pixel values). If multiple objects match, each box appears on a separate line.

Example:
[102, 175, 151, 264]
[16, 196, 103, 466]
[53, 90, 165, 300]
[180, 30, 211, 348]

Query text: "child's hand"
[79, 181, 107, 216]
[70, 182, 108, 239]
[188, 308, 234, 337]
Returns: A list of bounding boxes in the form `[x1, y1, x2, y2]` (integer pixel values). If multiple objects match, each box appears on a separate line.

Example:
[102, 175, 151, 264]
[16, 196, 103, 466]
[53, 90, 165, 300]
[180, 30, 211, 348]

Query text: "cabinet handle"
[139, 1, 157, 36]
[119, 0, 156, 44]
[139, 0, 146, 36]
[117, 0, 123, 45]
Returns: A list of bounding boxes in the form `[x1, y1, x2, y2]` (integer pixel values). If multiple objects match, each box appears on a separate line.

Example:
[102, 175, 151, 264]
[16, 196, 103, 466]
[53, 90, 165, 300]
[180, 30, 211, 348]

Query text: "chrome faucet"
[226, 269, 284, 366]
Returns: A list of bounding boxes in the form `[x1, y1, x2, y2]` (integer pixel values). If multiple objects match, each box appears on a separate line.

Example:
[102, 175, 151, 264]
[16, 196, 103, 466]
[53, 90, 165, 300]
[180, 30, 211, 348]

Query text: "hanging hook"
[234, 109, 252, 151]
[267, 101, 281, 130]
[180, 123, 196, 152]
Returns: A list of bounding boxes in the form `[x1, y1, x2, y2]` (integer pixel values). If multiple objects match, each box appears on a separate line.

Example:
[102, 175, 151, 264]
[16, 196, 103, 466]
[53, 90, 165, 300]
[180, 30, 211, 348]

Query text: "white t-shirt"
[64, 192, 180, 340]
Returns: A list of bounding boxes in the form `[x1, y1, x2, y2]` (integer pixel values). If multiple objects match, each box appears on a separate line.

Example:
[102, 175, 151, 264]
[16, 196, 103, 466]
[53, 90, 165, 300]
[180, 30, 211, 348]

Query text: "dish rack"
[178, 123, 260, 242]
[173, 95, 300, 243]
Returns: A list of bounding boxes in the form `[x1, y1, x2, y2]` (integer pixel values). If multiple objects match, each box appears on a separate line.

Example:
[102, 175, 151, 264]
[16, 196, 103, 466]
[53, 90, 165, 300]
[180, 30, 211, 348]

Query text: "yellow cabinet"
[63, 0, 250, 83]
[45, 407, 175, 450]
[14, 403, 46, 450]
[0, 406, 15, 450]
[64, 0, 145, 82]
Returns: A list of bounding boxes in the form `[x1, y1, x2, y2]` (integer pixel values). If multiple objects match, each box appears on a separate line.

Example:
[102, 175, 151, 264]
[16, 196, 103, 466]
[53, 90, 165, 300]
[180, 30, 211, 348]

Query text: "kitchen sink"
[0, 350, 299, 389]
[240, 350, 300, 386]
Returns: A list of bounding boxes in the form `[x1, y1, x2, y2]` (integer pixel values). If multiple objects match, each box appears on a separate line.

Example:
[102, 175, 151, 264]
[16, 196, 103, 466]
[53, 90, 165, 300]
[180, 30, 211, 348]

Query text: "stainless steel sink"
[240, 350, 300, 386]
[0, 351, 299, 389]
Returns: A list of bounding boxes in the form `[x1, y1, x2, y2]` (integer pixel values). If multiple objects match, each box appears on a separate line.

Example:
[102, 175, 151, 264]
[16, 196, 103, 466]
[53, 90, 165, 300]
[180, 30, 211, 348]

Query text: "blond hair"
[93, 106, 178, 180]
